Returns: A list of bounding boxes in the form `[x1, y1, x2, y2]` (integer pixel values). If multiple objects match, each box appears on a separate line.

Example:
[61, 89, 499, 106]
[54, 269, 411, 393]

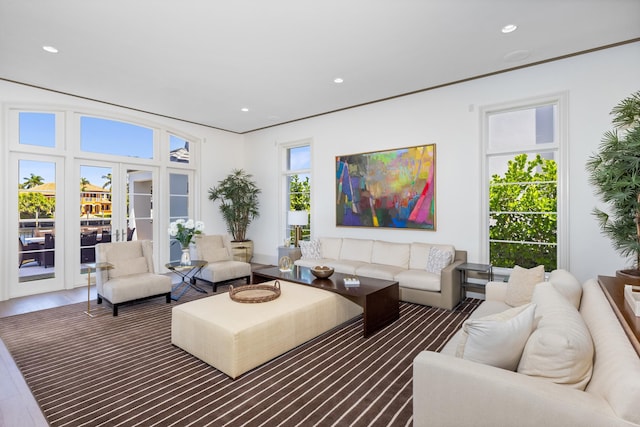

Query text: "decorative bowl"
[311, 265, 334, 279]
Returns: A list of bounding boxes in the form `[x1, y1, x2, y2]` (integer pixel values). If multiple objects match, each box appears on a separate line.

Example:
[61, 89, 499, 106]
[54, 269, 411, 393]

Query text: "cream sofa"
[413, 271, 640, 427]
[294, 237, 466, 310]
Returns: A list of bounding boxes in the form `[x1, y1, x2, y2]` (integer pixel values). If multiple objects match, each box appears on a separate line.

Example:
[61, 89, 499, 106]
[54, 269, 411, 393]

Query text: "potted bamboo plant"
[208, 169, 261, 262]
[586, 90, 640, 281]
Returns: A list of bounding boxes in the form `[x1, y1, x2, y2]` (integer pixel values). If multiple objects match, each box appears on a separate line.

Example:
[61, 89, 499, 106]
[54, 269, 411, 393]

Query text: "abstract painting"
[336, 144, 436, 230]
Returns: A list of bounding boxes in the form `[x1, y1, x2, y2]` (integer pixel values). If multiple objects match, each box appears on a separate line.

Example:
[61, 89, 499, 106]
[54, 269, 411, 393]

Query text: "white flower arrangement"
[168, 219, 204, 248]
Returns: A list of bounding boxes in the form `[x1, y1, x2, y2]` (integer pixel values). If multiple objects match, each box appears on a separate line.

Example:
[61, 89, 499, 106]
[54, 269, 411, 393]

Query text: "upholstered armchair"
[95, 240, 172, 316]
[194, 234, 251, 291]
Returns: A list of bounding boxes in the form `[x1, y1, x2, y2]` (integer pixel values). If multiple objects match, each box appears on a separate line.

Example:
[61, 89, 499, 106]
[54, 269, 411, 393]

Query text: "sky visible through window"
[19, 112, 306, 188]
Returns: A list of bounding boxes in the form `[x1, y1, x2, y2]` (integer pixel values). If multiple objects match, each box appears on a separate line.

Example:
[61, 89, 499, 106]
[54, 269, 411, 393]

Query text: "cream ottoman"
[171, 280, 363, 379]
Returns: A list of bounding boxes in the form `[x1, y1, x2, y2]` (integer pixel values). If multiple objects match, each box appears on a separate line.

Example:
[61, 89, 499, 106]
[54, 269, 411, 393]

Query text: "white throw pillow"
[505, 265, 545, 307]
[548, 269, 582, 309]
[299, 239, 321, 260]
[425, 246, 453, 274]
[517, 283, 594, 390]
[456, 303, 536, 371]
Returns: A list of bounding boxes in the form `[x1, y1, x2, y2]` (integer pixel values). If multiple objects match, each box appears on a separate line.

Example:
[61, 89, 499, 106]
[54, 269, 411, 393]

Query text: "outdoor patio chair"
[18, 238, 41, 268]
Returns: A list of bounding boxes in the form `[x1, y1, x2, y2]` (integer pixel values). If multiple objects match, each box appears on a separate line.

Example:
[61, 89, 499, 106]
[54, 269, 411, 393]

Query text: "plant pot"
[231, 240, 253, 263]
[616, 269, 640, 286]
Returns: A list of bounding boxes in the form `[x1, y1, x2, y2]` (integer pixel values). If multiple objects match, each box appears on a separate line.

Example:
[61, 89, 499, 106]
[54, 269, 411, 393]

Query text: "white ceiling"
[1, 1, 639, 134]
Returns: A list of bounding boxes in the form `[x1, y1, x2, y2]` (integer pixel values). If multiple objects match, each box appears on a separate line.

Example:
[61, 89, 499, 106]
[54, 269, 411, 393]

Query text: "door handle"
[115, 229, 120, 241]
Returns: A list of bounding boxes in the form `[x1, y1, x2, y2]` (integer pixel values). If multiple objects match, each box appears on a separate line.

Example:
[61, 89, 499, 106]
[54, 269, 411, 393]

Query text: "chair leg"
[165, 292, 171, 304]
[113, 304, 118, 316]
[97, 295, 102, 304]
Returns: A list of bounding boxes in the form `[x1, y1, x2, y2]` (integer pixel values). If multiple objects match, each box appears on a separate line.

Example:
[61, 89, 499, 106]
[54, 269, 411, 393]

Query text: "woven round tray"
[229, 280, 281, 303]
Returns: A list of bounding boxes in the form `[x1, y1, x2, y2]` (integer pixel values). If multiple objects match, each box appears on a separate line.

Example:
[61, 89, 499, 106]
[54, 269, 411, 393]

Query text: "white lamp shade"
[288, 210, 308, 226]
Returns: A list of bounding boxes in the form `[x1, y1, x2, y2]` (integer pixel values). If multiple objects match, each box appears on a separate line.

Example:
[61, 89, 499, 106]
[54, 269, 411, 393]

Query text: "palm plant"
[208, 169, 261, 242]
[586, 90, 640, 271]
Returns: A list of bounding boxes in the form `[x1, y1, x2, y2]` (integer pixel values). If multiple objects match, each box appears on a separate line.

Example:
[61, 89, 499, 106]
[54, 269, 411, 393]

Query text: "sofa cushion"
[339, 238, 373, 263]
[355, 264, 405, 281]
[455, 303, 536, 371]
[395, 269, 441, 292]
[299, 239, 321, 260]
[505, 265, 545, 307]
[517, 283, 594, 390]
[548, 269, 582, 309]
[371, 241, 410, 268]
[320, 237, 342, 259]
[109, 256, 148, 278]
[326, 259, 366, 275]
[425, 246, 453, 274]
[196, 235, 231, 262]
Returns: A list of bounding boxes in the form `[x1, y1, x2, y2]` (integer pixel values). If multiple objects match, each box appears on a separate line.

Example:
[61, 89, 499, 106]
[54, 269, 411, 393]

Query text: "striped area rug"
[0, 286, 478, 426]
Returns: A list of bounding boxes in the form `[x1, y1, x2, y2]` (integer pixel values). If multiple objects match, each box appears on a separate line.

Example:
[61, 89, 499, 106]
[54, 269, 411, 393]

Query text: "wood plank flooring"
[0, 287, 91, 426]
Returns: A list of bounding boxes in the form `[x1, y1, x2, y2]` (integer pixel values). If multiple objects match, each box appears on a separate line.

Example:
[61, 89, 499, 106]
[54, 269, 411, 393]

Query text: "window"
[19, 112, 56, 147]
[483, 95, 567, 272]
[80, 116, 154, 159]
[282, 142, 311, 244]
[169, 134, 190, 163]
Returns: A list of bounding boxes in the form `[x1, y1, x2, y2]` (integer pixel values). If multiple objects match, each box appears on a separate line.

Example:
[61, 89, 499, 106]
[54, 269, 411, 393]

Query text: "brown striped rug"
[0, 286, 478, 426]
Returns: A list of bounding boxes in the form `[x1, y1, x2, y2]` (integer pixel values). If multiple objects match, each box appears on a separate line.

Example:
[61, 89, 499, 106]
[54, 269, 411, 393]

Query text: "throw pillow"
[109, 256, 148, 278]
[425, 246, 453, 274]
[455, 303, 536, 371]
[505, 265, 545, 307]
[517, 283, 594, 390]
[300, 239, 321, 260]
[548, 269, 582, 309]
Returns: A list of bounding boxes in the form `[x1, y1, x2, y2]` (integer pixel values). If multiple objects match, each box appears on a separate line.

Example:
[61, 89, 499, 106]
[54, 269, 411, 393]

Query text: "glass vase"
[180, 247, 191, 266]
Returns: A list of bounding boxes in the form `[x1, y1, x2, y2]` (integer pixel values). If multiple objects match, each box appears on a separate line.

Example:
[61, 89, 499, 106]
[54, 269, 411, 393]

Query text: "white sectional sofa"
[413, 271, 640, 427]
[294, 237, 467, 310]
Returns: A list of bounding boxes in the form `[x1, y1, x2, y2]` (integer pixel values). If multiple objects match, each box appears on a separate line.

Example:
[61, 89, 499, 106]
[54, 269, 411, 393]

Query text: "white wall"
[1, 42, 638, 297]
[244, 42, 640, 283]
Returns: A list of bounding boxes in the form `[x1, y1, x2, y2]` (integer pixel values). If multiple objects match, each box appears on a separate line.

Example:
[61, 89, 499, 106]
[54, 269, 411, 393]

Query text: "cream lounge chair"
[95, 240, 171, 316]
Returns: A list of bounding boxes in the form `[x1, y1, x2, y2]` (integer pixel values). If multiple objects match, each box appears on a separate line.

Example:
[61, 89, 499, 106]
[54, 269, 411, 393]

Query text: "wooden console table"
[598, 275, 640, 356]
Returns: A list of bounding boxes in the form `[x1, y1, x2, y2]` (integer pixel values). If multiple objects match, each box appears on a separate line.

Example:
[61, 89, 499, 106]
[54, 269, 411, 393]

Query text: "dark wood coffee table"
[252, 265, 399, 337]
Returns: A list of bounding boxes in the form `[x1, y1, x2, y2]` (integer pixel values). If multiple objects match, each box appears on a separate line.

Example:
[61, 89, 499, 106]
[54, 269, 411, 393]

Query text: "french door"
[12, 155, 157, 297]
[74, 161, 157, 284]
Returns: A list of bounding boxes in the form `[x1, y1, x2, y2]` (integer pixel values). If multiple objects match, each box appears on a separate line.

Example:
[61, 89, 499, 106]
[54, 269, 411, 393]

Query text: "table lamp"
[288, 210, 308, 247]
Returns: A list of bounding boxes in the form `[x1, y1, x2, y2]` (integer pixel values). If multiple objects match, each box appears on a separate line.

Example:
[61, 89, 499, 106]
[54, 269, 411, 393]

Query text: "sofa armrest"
[413, 351, 625, 427]
[439, 256, 465, 309]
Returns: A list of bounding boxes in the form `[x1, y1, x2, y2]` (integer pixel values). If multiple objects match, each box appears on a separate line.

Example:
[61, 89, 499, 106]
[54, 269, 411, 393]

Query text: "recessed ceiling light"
[241, 107, 249, 112]
[42, 45, 59, 53]
[501, 24, 518, 34]
[334, 78, 344, 84]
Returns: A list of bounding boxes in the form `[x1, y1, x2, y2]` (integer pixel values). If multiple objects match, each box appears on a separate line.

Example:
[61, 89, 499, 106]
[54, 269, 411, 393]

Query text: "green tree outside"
[19, 192, 55, 219]
[289, 175, 311, 240]
[20, 173, 44, 189]
[489, 153, 557, 270]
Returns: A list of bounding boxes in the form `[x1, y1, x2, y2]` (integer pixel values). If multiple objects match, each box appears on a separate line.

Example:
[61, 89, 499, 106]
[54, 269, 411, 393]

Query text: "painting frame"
[336, 144, 436, 230]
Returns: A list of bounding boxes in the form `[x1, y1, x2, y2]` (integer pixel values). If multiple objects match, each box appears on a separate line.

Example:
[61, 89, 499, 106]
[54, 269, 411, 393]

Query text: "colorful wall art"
[336, 144, 436, 230]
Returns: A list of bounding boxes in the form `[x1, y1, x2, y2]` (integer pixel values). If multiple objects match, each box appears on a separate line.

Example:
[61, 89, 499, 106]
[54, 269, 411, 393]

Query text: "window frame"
[480, 92, 569, 275]
[280, 139, 312, 245]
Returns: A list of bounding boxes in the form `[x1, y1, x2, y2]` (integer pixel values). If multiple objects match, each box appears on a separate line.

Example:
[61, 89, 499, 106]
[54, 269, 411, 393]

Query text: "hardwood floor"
[0, 287, 90, 426]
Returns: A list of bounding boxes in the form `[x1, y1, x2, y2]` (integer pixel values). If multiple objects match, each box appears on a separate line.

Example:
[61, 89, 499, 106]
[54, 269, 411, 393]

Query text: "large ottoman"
[171, 280, 363, 379]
